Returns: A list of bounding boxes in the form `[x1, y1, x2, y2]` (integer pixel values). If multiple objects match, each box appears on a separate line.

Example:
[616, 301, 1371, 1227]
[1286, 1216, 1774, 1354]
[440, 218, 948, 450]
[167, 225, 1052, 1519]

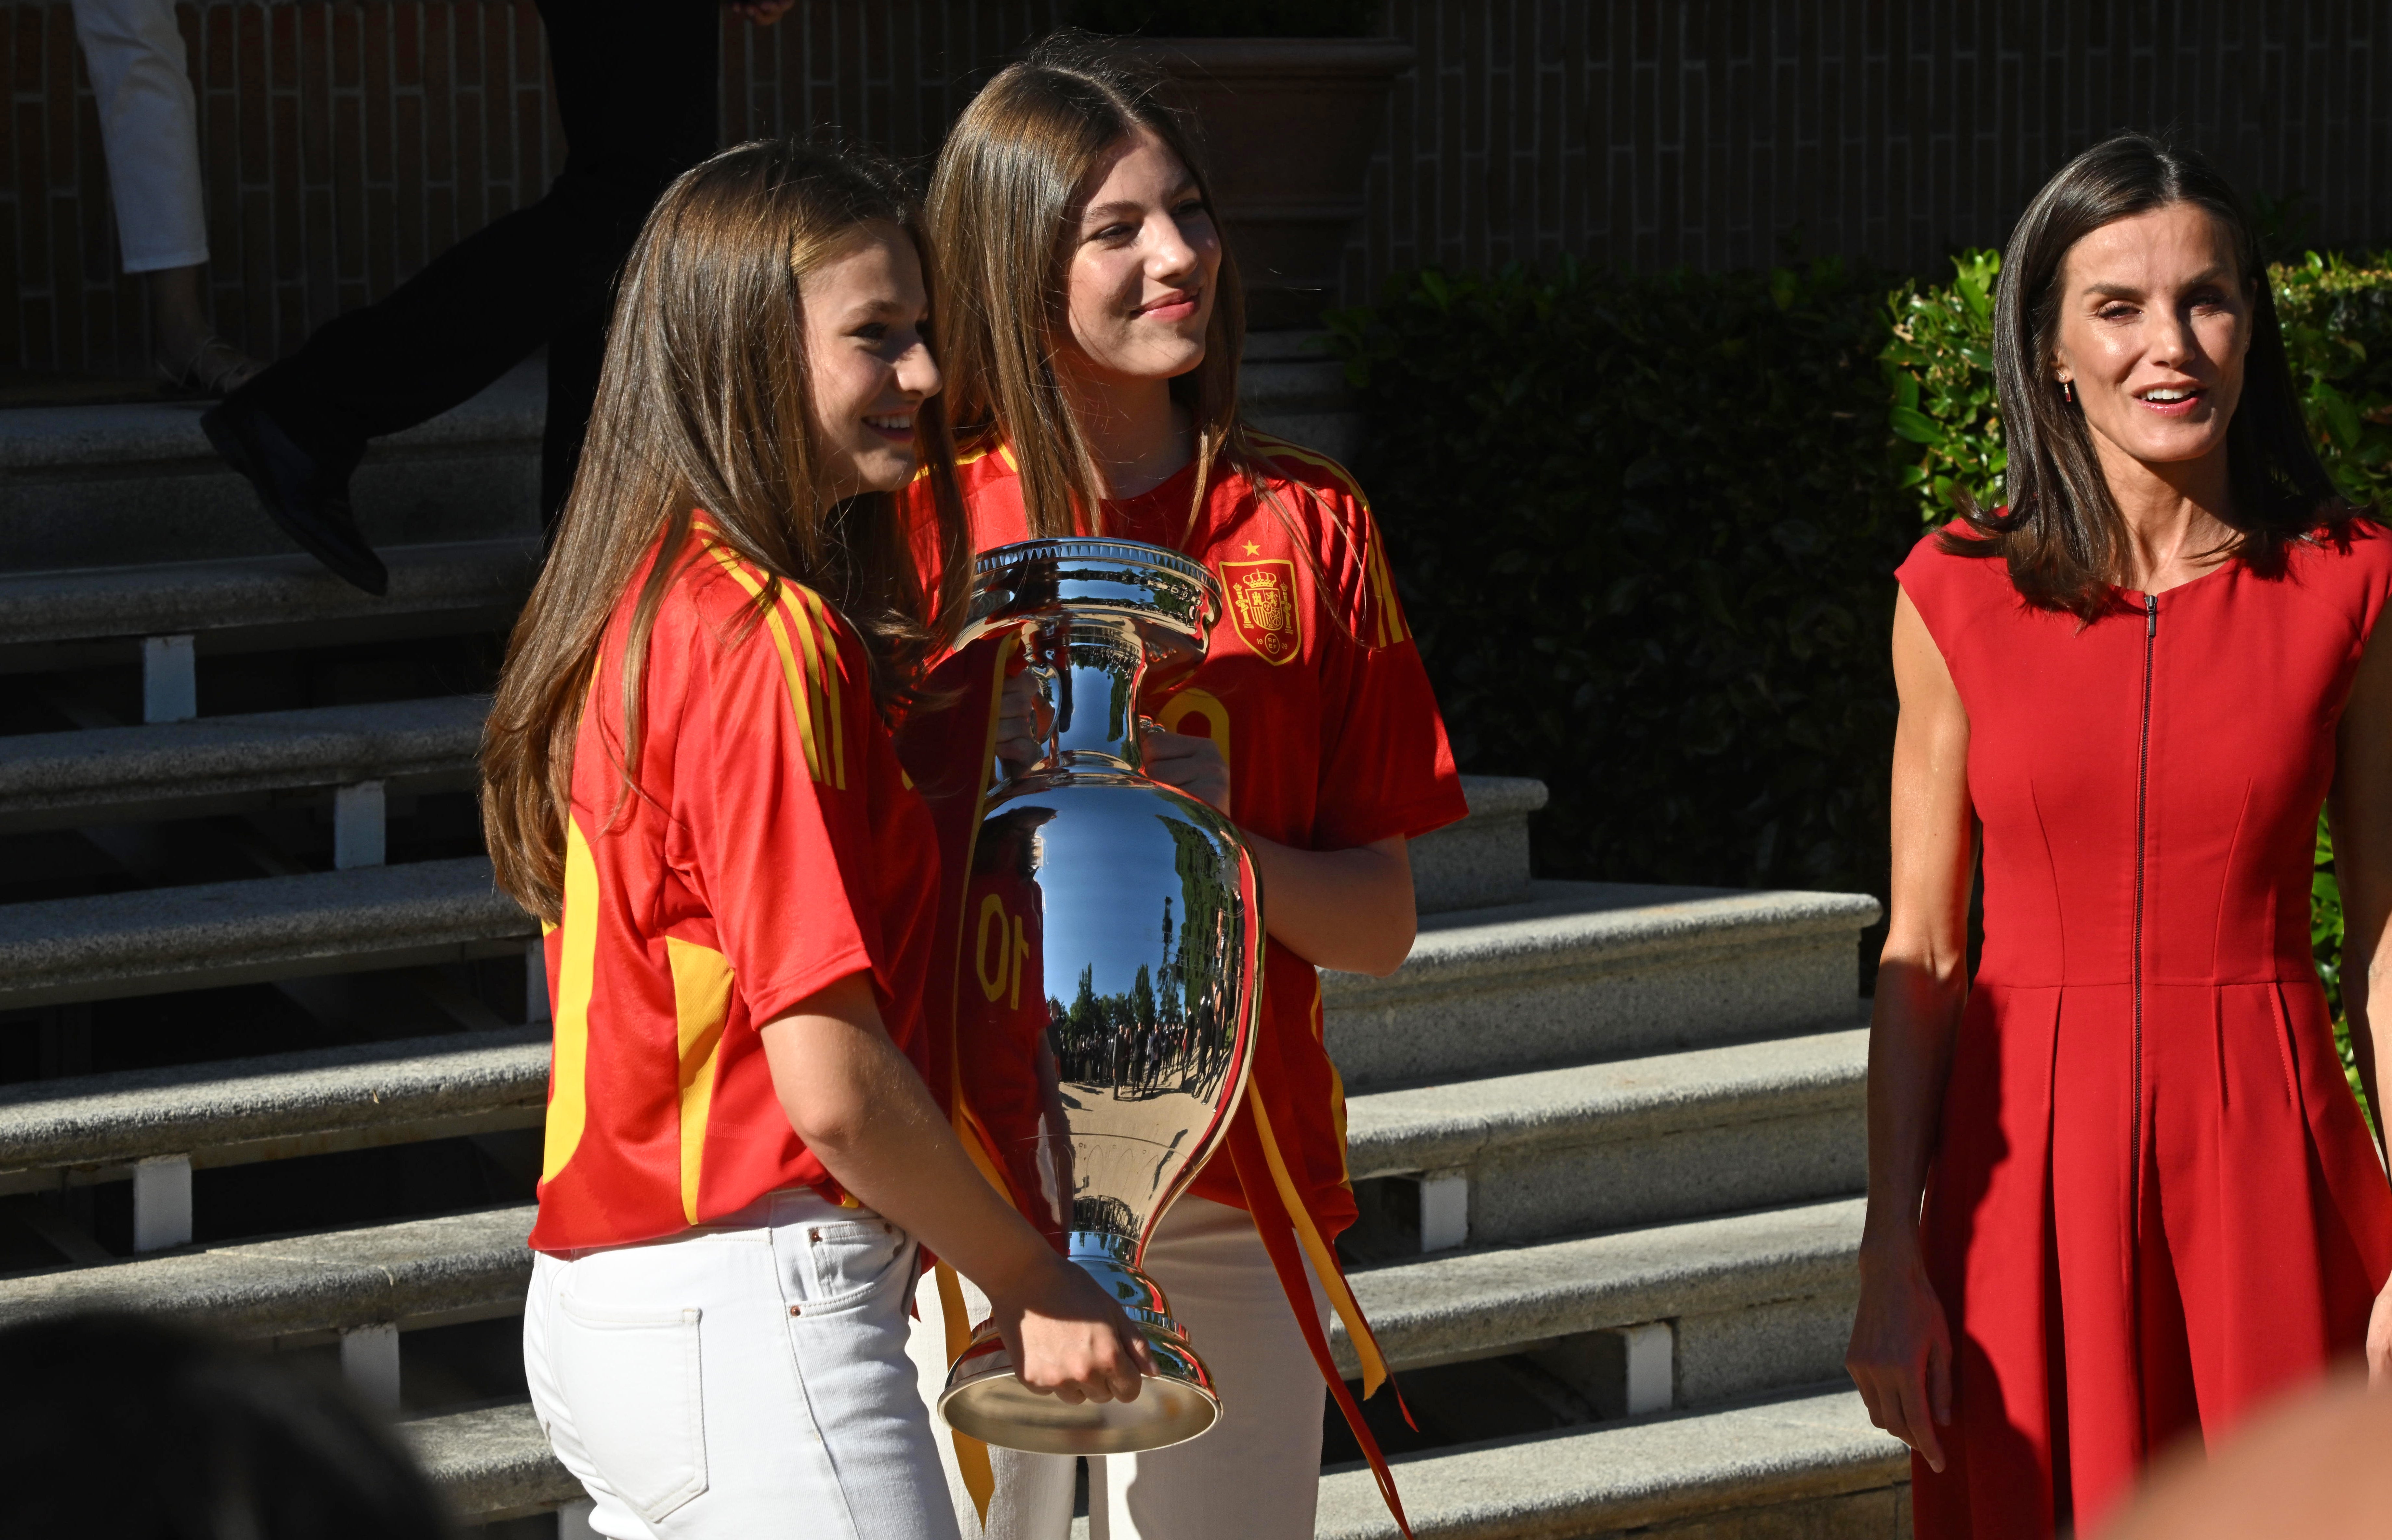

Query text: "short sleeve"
[1312, 504, 1471, 850]
[2337, 520, 2392, 650]
[667, 575, 886, 1026]
[1894, 521, 2001, 663]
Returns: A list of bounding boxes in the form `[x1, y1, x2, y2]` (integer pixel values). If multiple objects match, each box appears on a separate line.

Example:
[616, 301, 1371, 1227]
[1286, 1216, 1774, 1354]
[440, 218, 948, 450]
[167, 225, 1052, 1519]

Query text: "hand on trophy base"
[939, 1234, 1221, 1455]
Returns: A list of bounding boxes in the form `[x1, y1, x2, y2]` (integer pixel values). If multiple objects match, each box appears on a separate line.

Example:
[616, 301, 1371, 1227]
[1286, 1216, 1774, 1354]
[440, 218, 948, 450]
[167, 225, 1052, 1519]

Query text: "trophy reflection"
[937, 539, 1263, 1455]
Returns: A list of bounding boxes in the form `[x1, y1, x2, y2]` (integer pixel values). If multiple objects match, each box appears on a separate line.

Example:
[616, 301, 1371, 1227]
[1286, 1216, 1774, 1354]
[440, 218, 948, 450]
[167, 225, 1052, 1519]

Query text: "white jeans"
[70, 0, 209, 272]
[525, 1189, 960, 1540]
[906, 1196, 1331, 1540]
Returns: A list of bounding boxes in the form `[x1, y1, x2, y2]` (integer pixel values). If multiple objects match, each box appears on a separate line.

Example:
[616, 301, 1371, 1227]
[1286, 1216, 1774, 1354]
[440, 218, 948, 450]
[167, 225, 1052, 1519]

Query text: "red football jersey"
[904, 435, 1469, 1244]
[528, 518, 943, 1254]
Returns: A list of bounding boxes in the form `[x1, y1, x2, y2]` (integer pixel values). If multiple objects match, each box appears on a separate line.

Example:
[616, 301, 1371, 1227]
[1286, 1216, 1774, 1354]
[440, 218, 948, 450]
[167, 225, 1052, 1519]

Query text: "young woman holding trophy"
[900, 40, 1470, 1540]
[478, 141, 1151, 1538]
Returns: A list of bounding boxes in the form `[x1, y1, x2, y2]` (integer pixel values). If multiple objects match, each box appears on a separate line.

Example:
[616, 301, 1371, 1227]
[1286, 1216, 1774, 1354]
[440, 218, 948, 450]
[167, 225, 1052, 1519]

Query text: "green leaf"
[1890, 404, 1945, 444]
[2313, 379, 2364, 452]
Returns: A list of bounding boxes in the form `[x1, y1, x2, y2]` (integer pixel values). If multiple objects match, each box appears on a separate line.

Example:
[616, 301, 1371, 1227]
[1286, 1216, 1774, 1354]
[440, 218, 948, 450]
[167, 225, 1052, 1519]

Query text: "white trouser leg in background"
[69, 0, 209, 272]
[906, 1195, 1331, 1540]
[525, 1189, 960, 1540]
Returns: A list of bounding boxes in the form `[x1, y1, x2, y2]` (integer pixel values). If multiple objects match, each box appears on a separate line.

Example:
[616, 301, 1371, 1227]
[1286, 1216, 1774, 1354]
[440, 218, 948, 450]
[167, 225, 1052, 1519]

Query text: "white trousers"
[524, 1189, 960, 1540]
[70, 0, 209, 272]
[906, 1196, 1331, 1540]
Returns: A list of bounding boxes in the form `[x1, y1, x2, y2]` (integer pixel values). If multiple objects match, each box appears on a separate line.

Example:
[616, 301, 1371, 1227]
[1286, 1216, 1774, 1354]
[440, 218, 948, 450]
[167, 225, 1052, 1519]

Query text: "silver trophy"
[936, 539, 1264, 1455]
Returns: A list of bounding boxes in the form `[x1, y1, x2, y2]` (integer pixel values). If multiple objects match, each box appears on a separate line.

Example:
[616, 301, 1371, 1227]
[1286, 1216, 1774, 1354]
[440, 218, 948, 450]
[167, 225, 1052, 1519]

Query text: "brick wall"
[10, 2, 2392, 378]
[1356, 0, 2392, 288]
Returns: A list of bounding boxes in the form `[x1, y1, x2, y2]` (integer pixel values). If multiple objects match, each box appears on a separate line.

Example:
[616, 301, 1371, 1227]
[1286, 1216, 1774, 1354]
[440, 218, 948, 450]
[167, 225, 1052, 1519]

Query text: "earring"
[2061, 378, 2076, 405]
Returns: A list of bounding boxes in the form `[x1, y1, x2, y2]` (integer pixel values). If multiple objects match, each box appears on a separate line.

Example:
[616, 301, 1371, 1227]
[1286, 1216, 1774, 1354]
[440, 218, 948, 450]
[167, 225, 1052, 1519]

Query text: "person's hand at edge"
[1848, 1233, 1953, 1471]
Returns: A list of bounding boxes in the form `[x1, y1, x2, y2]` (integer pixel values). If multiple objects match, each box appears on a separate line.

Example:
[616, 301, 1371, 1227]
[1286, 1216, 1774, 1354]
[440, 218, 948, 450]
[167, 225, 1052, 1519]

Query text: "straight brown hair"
[481, 140, 970, 922]
[927, 32, 1252, 539]
[1953, 132, 2356, 619]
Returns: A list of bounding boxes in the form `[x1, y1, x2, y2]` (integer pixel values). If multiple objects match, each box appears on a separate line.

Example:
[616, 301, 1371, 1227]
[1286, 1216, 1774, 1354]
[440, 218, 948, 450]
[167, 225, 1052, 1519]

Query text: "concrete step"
[1315, 1382, 1907, 1540]
[0, 857, 535, 1010]
[0, 362, 542, 573]
[0, 712, 1522, 911]
[0, 1184, 1857, 1406]
[403, 1398, 585, 1524]
[0, 1204, 534, 1344]
[1336, 1198, 1863, 1408]
[1344, 1026, 1867, 1245]
[397, 1381, 1905, 1534]
[0, 694, 487, 831]
[1325, 883, 1881, 1091]
[1239, 330, 1358, 464]
[0, 1028, 546, 1196]
[0, 537, 540, 677]
[1410, 776, 1541, 915]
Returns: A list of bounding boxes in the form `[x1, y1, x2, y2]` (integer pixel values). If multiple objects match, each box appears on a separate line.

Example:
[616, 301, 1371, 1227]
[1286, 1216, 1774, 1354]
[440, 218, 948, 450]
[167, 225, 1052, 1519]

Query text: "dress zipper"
[2131, 591, 2158, 1215]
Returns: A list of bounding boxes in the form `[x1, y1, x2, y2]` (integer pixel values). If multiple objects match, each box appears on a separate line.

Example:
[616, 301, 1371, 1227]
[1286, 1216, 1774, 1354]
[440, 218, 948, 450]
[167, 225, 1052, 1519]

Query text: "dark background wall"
[10, 1, 2392, 379]
[1376, 0, 2392, 283]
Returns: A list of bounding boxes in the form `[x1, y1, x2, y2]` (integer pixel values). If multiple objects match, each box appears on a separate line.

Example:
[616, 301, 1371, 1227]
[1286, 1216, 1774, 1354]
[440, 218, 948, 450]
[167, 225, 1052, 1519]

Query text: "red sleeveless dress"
[1897, 522, 2392, 1538]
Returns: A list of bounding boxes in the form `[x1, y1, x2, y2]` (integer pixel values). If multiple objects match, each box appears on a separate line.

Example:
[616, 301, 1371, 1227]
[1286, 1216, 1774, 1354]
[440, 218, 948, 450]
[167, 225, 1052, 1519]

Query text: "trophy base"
[938, 1320, 1219, 1455]
[936, 1238, 1220, 1455]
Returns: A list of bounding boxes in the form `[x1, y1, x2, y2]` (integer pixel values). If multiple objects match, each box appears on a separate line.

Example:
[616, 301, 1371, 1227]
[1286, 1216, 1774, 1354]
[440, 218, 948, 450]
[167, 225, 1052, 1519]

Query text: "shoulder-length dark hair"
[926, 31, 1251, 539]
[1952, 132, 2356, 618]
[480, 140, 970, 922]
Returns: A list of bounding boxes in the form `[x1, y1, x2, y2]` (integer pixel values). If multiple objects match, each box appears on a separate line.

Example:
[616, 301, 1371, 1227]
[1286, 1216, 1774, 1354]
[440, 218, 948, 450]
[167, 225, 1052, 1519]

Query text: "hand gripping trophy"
[937, 538, 1264, 1455]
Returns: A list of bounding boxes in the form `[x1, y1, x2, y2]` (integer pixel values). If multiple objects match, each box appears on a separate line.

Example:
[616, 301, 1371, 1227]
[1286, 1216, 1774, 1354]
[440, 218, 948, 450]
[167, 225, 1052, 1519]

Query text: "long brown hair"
[481, 140, 970, 921]
[1955, 132, 2355, 618]
[927, 32, 1251, 538]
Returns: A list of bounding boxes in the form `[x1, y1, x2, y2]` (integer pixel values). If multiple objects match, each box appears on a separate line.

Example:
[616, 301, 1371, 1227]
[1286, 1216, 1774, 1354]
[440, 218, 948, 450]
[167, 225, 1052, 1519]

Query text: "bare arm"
[759, 974, 1151, 1403]
[2327, 612, 2392, 1384]
[1846, 589, 1976, 1470]
[1142, 728, 1418, 977]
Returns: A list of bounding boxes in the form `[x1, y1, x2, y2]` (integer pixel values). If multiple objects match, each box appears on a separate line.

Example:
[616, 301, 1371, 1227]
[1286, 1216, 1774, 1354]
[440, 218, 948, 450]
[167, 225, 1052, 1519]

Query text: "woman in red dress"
[1848, 133, 2392, 1537]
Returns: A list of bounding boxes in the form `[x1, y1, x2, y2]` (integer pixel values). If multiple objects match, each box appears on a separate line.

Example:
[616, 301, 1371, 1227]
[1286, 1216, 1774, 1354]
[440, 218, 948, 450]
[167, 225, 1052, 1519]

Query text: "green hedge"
[1329, 251, 2392, 1057]
[1325, 257, 1915, 903]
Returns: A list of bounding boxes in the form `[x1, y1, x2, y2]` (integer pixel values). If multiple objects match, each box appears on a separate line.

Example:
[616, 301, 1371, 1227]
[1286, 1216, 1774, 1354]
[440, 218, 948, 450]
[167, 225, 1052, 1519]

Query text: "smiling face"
[1055, 128, 1222, 392]
[799, 221, 942, 501]
[2050, 202, 2253, 477]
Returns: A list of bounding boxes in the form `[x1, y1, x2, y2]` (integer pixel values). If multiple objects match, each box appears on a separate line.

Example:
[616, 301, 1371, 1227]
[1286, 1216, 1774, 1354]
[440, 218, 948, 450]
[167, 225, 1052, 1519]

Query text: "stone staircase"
[0, 356, 1905, 1538]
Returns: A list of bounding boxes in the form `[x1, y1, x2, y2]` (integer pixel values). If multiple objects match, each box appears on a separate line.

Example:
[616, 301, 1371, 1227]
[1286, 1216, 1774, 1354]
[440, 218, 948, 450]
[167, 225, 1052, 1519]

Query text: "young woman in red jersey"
[479, 141, 1149, 1539]
[901, 41, 1470, 1540]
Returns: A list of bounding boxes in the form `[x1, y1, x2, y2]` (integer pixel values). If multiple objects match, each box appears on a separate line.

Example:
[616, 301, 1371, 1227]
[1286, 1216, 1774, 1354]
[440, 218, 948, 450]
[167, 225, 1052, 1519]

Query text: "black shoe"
[201, 393, 387, 596]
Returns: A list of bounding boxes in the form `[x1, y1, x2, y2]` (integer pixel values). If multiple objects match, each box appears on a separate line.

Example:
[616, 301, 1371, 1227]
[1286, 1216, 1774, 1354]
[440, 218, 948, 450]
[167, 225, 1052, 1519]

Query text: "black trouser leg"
[234, 1, 720, 522]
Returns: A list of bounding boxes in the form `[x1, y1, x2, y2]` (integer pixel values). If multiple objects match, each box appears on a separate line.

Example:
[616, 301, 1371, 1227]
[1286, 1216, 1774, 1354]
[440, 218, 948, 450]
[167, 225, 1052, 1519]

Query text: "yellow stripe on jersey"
[1246, 432, 1413, 650]
[703, 544, 839, 787]
[540, 814, 601, 1186]
[1246, 431, 1371, 508]
[783, 586, 848, 792]
[667, 936, 736, 1225]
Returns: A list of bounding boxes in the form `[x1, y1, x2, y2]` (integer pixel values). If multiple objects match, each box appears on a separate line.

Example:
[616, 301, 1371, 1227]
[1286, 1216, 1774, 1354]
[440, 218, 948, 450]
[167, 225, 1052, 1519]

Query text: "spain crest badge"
[1221, 559, 1301, 665]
